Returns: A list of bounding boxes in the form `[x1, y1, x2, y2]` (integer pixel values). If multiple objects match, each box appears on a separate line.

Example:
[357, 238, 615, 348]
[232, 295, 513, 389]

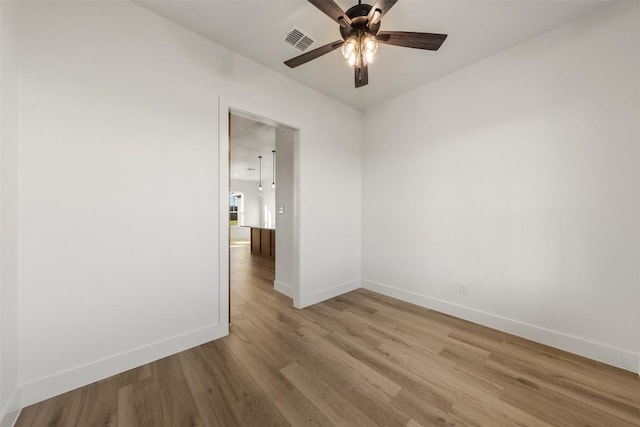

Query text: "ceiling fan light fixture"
[343, 34, 378, 67]
[362, 34, 378, 64]
[342, 36, 359, 66]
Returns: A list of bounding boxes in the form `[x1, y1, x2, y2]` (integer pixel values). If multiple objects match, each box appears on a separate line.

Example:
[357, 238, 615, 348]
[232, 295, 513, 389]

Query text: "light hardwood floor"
[15, 242, 640, 426]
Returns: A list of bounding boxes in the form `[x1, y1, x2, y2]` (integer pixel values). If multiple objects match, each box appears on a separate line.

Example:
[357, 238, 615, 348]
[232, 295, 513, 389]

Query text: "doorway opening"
[229, 192, 248, 249]
[221, 106, 300, 326]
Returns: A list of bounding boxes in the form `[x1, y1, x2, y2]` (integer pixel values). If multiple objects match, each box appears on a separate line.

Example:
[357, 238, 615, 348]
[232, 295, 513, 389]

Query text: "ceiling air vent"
[283, 27, 314, 52]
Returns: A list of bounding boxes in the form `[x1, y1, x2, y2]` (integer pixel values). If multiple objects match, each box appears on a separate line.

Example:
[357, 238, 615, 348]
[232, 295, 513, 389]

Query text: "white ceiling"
[137, 0, 609, 110]
[230, 115, 276, 183]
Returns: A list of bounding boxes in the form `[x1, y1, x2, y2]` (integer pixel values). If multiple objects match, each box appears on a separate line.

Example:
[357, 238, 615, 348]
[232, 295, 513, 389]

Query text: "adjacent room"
[1, 0, 638, 426]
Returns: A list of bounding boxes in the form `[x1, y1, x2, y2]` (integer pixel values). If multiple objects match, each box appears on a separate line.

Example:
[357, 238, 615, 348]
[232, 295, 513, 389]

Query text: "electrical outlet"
[458, 283, 469, 296]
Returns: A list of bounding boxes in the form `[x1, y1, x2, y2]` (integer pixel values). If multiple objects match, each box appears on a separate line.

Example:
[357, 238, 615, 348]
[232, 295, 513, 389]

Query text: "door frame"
[218, 96, 301, 327]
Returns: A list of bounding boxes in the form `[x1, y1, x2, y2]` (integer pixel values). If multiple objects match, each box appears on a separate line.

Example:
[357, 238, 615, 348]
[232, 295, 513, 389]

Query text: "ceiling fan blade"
[376, 31, 448, 51]
[307, 0, 352, 27]
[367, 0, 398, 22]
[284, 40, 344, 68]
[355, 64, 368, 88]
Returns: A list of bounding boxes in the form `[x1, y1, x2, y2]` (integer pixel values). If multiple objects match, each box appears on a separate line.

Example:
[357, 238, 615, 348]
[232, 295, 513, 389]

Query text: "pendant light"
[271, 150, 276, 189]
[258, 155, 263, 191]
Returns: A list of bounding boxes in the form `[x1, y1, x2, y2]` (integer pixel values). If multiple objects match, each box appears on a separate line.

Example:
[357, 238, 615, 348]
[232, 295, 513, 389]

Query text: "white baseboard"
[362, 279, 639, 374]
[0, 389, 21, 427]
[299, 279, 361, 308]
[20, 322, 228, 408]
[274, 280, 294, 298]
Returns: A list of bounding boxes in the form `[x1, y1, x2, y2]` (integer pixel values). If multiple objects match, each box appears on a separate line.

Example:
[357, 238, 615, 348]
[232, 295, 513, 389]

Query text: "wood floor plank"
[324, 331, 457, 411]
[500, 381, 638, 427]
[74, 378, 119, 427]
[224, 329, 294, 400]
[296, 326, 402, 402]
[15, 242, 640, 426]
[13, 404, 38, 427]
[280, 361, 379, 427]
[178, 346, 242, 426]
[338, 308, 448, 355]
[272, 388, 335, 427]
[199, 340, 291, 427]
[117, 378, 165, 427]
[376, 338, 506, 400]
[117, 383, 140, 427]
[29, 387, 84, 427]
[293, 338, 408, 427]
[230, 316, 297, 370]
[391, 389, 458, 427]
[156, 381, 204, 427]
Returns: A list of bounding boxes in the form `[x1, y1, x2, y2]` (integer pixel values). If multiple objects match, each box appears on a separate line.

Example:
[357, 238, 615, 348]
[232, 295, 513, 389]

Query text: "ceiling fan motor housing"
[340, 3, 381, 40]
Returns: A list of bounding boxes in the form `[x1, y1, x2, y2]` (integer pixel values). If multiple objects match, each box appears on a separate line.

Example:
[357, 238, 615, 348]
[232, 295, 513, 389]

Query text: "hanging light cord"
[272, 150, 276, 188]
[258, 155, 263, 191]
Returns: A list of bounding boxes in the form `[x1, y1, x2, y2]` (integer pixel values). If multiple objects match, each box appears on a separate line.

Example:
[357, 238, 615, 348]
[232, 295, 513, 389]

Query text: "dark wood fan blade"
[355, 64, 368, 88]
[376, 31, 447, 50]
[308, 0, 352, 27]
[284, 40, 344, 68]
[367, 0, 398, 22]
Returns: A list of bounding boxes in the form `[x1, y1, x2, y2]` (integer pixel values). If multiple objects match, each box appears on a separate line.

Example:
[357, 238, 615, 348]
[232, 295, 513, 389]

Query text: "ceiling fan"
[284, 0, 448, 88]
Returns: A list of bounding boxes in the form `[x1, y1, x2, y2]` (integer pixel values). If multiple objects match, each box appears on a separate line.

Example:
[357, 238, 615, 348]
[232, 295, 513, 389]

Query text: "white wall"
[0, 2, 21, 426]
[260, 185, 276, 229]
[229, 178, 264, 242]
[230, 178, 276, 230]
[229, 226, 250, 242]
[230, 179, 261, 226]
[16, 0, 361, 407]
[274, 127, 297, 299]
[362, 1, 640, 372]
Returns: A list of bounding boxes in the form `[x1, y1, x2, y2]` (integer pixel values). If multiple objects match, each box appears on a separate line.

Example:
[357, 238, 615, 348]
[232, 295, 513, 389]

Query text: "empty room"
[1, 0, 639, 426]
